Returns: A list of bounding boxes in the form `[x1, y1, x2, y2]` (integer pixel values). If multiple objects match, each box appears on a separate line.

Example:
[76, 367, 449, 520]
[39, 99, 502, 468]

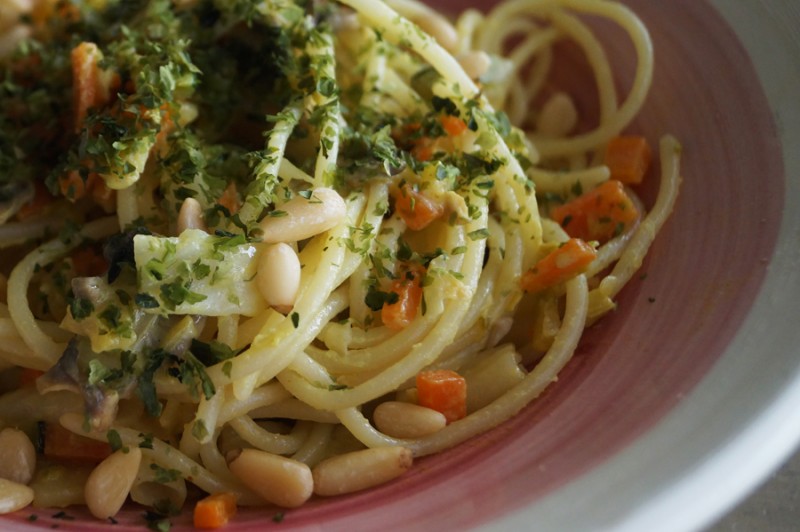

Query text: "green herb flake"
[106, 429, 126, 453]
[192, 420, 209, 441]
[144, 511, 172, 532]
[159, 280, 207, 309]
[136, 293, 160, 309]
[364, 286, 399, 311]
[139, 433, 155, 450]
[150, 464, 182, 484]
[467, 228, 490, 241]
[69, 298, 95, 320]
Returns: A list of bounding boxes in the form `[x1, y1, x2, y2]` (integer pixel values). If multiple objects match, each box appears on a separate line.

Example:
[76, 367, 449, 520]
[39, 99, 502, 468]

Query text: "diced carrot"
[18, 368, 44, 388]
[71, 245, 109, 277]
[397, 117, 465, 161]
[550, 180, 639, 243]
[440, 115, 468, 137]
[416, 369, 467, 423]
[154, 105, 175, 156]
[520, 238, 597, 293]
[16, 182, 55, 221]
[43, 422, 112, 464]
[194, 493, 238, 529]
[381, 266, 425, 331]
[58, 170, 115, 209]
[392, 184, 444, 231]
[218, 182, 240, 215]
[71, 42, 102, 133]
[412, 142, 434, 162]
[604, 135, 652, 185]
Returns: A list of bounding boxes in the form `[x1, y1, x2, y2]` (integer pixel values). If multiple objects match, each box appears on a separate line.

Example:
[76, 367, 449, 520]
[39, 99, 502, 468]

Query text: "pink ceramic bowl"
[4, 0, 799, 530]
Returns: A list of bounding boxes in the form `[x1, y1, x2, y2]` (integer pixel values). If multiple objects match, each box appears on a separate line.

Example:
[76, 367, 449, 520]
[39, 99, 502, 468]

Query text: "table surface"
[708, 448, 800, 532]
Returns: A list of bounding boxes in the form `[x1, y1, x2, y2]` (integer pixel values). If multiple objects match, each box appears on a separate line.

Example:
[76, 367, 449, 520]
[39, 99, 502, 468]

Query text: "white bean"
[373, 401, 446, 439]
[256, 243, 301, 313]
[312, 446, 412, 497]
[536, 92, 579, 137]
[228, 448, 312, 508]
[259, 188, 346, 244]
[0, 428, 36, 485]
[176, 197, 207, 234]
[458, 51, 491, 80]
[85, 447, 142, 519]
[0, 478, 34, 514]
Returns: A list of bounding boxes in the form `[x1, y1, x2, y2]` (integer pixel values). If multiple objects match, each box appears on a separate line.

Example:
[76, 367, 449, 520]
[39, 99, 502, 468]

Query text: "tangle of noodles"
[0, 0, 681, 523]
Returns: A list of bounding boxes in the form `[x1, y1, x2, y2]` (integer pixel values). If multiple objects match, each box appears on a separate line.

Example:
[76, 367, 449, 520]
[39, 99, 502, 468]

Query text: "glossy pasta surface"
[0, 0, 680, 524]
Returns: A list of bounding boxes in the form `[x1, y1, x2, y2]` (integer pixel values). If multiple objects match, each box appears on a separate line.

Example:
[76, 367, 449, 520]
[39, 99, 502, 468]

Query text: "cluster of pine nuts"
[256, 188, 346, 312]
[227, 445, 413, 507]
[0, 425, 414, 516]
[178, 188, 347, 314]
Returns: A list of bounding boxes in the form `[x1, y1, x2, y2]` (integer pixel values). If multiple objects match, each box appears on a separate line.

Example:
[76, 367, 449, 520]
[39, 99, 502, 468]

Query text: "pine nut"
[312, 446, 412, 497]
[259, 188, 346, 244]
[85, 447, 142, 519]
[415, 15, 458, 53]
[256, 243, 301, 313]
[536, 92, 579, 137]
[458, 51, 491, 80]
[0, 478, 34, 514]
[227, 448, 313, 508]
[373, 401, 446, 439]
[177, 197, 207, 234]
[0, 428, 36, 485]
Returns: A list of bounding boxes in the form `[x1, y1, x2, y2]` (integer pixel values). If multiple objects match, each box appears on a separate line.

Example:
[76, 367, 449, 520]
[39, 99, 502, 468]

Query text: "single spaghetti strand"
[597, 135, 682, 299]
[7, 217, 119, 365]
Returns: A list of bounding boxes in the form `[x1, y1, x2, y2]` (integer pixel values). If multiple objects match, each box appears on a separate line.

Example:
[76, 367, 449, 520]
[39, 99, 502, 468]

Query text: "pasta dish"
[0, 0, 680, 526]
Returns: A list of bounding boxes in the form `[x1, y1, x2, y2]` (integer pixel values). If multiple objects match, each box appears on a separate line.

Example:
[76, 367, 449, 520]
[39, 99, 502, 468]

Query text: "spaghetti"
[0, 0, 680, 523]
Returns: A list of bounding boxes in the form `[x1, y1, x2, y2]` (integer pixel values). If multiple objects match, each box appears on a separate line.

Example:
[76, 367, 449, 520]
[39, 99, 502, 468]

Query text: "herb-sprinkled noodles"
[0, 0, 680, 524]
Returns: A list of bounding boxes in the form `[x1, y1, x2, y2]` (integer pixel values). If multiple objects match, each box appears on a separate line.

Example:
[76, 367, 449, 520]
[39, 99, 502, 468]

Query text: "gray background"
[709, 449, 800, 531]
